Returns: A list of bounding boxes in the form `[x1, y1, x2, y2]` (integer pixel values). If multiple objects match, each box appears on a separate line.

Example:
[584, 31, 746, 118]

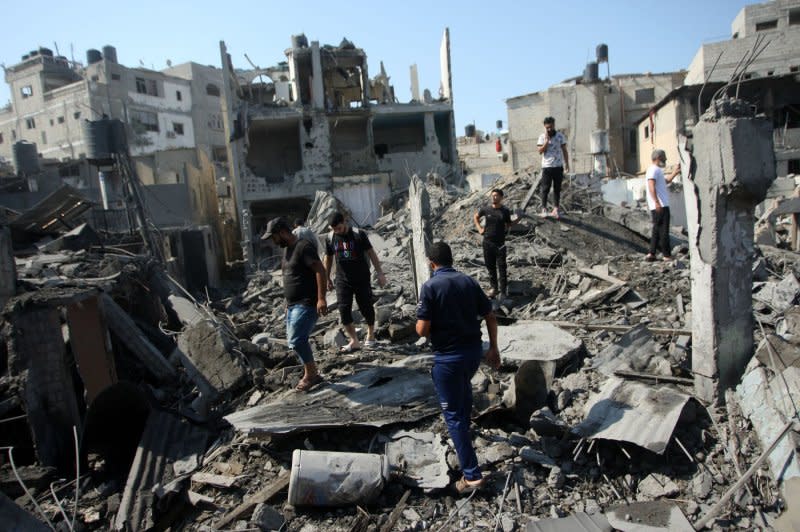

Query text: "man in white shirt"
[537, 116, 570, 219]
[645, 149, 681, 262]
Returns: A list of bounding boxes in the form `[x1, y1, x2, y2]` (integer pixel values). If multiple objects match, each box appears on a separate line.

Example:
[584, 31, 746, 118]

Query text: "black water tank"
[596, 44, 609, 63]
[39, 47, 53, 57]
[13, 141, 39, 175]
[584, 62, 599, 83]
[291, 34, 308, 48]
[110, 119, 128, 153]
[465, 124, 476, 137]
[496, 120, 503, 130]
[87, 49, 103, 65]
[83, 119, 114, 164]
[102, 45, 117, 64]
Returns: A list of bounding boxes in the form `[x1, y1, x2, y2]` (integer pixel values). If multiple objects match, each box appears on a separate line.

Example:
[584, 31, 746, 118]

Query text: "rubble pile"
[1, 172, 799, 531]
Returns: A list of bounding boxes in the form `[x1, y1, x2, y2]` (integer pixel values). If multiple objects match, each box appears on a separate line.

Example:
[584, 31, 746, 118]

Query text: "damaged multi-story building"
[637, 0, 800, 176]
[218, 32, 458, 266]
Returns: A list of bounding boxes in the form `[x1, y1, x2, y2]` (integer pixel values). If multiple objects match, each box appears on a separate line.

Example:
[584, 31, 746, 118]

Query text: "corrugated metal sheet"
[114, 410, 210, 531]
[224, 364, 439, 435]
[10, 184, 94, 235]
[574, 377, 692, 454]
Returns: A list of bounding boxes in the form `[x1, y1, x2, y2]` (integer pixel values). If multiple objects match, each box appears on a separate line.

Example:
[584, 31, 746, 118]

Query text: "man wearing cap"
[537, 117, 570, 219]
[324, 212, 387, 352]
[645, 149, 681, 262]
[415, 241, 500, 495]
[264, 217, 328, 391]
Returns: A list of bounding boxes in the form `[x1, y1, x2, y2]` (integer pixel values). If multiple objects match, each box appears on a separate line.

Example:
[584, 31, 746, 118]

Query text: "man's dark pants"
[649, 206, 671, 256]
[336, 282, 375, 326]
[431, 347, 483, 481]
[541, 166, 564, 208]
[482, 240, 507, 294]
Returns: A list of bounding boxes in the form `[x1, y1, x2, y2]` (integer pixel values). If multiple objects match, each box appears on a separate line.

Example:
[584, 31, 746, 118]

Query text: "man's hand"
[484, 346, 500, 369]
[377, 271, 387, 288]
[316, 298, 328, 316]
[478, 227, 485, 235]
[564, 163, 570, 173]
[655, 203, 663, 214]
[327, 278, 334, 291]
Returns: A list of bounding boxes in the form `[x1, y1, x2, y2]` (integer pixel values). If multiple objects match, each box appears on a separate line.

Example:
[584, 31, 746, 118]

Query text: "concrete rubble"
[2, 98, 800, 531]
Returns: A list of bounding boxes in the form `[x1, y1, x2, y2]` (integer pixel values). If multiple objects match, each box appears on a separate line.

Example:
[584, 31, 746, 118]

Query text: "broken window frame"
[173, 122, 185, 136]
[26, 117, 36, 129]
[20, 85, 33, 98]
[130, 109, 159, 133]
[635, 88, 655, 105]
[206, 84, 220, 97]
[755, 19, 778, 31]
[135, 77, 159, 97]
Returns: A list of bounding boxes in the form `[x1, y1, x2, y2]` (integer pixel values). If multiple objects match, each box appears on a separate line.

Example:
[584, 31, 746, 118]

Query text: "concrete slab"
[498, 321, 584, 366]
[385, 430, 449, 490]
[606, 501, 693, 531]
[176, 320, 247, 400]
[525, 512, 611, 532]
[754, 273, 800, 313]
[736, 367, 800, 493]
[591, 325, 672, 378]
[755, 334, 800, 372]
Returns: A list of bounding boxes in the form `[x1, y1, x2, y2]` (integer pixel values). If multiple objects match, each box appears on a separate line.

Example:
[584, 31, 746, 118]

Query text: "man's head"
[263, 217, 293, 247]
[293, 218, 305, 229]
[543, 116, 556, 137]
[651, 149, 667, 167]
[329, 212, 348, 235]
[427, 241, 453, 270]
[491, 188, 504, 206]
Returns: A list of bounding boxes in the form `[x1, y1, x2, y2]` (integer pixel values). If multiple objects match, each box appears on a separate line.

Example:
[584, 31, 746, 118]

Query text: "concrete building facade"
[506, 55, 684, 177]
[637, 0, 800, 176]
[220, 32, 459, 266]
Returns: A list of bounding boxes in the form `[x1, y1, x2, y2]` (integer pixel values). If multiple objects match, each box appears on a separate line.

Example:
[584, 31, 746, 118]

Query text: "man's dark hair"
[427, 241, 453, 267]
[293, 218, 305, 228]
[329, 212, 345, 227]
[543, 116, 555, 125]
[491, 188, 504, 197]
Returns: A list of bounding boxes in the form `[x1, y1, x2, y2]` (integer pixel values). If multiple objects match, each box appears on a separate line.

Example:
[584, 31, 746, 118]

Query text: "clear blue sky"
[1, 0, 751, 134]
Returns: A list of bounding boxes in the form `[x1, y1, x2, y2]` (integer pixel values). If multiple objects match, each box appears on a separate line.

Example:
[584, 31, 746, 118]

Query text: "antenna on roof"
[53, 41, 61, 57]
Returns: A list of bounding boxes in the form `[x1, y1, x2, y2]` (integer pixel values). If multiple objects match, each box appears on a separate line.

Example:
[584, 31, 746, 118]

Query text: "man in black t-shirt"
[473, 188, 512, 298]
[324, 212, 387, 352]
[263, 217, 328, 392]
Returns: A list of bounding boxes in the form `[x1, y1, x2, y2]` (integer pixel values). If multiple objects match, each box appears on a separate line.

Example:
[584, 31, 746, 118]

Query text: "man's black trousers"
[482, 240, 507, 294]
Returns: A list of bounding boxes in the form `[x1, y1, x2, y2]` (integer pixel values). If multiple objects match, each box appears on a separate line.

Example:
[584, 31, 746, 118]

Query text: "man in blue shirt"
[415, 241, 500, 494]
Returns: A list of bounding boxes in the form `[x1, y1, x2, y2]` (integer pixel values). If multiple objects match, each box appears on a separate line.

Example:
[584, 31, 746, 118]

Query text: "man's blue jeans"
[286, 304, 318, 364]
[431, 347, 483, 481]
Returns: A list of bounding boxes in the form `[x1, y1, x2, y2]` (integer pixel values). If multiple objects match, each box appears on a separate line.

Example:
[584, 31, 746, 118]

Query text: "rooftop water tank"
[596, 44, 609, 63]
[496, 120, 503, 130]
[39, 47, 53, 57]
[291, 34, 308, 48]
[86, 49, 103, 65]
[102, 45, 117, 64]
[83, 119, 114, 164]
[12, 141, 39, 175]
[583, 62, 599, 83]
[465, 124, 476, 138]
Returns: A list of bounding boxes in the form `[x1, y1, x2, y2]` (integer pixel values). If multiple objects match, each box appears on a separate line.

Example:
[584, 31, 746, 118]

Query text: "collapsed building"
[218, 32, 459, 267]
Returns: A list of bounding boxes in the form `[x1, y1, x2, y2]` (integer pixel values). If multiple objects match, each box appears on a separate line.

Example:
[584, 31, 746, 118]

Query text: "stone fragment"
[478, 442, 514, 465]
[637, 473, 680, 499]
[692, 471, 713, 499]
[547, 467, 565, 489]
[251, 503, 285, 531]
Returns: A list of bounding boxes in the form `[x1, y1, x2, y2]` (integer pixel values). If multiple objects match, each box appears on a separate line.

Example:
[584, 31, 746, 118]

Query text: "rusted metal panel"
[67, 295, 117, 404]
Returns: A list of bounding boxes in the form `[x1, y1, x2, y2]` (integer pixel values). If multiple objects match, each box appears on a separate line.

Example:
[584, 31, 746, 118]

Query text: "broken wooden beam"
[549, 321, 690, 336]
[613, 370, 694, 386]
[214, 472, 289, 529]
[379, 489, 411, 532]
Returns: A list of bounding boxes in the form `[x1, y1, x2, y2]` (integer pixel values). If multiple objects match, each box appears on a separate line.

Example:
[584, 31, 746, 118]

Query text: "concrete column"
[310, 42, 325, 110]
[67, 295, 117, 404]
[0, 225, 16, 308]
[683, 98, 776, 404]
[409, 175, 432, 299]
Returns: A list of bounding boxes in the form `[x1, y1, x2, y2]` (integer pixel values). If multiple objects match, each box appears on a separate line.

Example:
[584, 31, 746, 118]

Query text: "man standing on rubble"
[324, 212, 387, 352]
[264, 217, 328, 392]
[473, 188, 512, 298]
[645, 149, 681, 262]
[415, 241, 500, 495]
[537, 116, 570, 219]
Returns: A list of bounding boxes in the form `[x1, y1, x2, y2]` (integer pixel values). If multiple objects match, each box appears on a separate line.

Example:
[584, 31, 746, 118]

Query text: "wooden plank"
[549, 321, 690, 336]
[190, 472, 237, 489]
[214, 472, 290, 528]
[613, 370, 694, 386]
[379, 489, 411, 532]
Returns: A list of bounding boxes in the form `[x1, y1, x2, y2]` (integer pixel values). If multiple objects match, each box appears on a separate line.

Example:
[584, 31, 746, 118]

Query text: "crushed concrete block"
[777, 307, 800, 343]
[503, 360, 550, 422]
[546, 467, 565, 489]
[754, 272, 800, 313]
[498, 320, 584, 367]
[755, 334, 800, 372]
[177, 321, 247, 399]
[477, 441, 514, 465]
[323, 328, 348, 348]
[251, 503, 285, 531]
[692, 470, 713, 499]
[520, 446, 556, 468]
[637, 473, 680, 499]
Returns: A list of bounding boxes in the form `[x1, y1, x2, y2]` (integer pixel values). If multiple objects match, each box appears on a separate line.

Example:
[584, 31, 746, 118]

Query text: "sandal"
[644, 254, 656, 262]
[340, 344, 361, 354]
[295, 374, 323, 392]
[363, 339, 377, 349]
[454, 476, 485, 495]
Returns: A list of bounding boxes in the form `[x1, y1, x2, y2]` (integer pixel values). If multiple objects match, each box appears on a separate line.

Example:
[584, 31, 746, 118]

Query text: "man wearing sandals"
[644, 149, 681, 262]
[264, 217, 328, 392]
[537, 116, 570, 219]
[415, 242, 501, 494]
[324, 212, 387, 353]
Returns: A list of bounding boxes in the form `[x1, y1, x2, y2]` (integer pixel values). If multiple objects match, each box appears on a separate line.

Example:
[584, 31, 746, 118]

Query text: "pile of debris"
[1, 167, 799, 531]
